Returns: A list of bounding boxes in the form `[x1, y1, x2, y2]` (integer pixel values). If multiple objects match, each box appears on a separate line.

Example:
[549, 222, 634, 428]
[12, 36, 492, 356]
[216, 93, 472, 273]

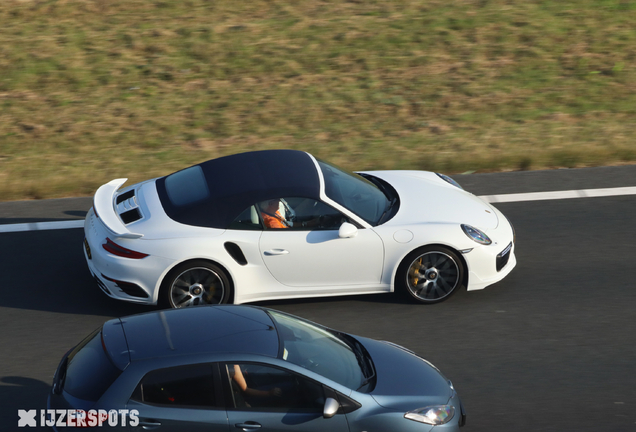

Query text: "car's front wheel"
[160, 260, 232, 308]
[397, 246, 464, 304]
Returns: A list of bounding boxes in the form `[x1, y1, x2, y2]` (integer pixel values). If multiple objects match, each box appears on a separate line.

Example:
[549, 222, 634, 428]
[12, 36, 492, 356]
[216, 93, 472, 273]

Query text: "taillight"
[52, 349, 72, 395]
[102, 238, 148, 259]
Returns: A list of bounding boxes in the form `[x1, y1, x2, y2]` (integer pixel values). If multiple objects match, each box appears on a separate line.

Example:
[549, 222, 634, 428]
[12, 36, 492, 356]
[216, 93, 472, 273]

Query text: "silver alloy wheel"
[406, 251, 460, 302]
[169, 266, 225, 308]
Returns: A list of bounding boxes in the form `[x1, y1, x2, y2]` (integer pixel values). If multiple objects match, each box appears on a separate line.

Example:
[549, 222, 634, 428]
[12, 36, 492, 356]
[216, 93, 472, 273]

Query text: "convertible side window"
[229, 206, 263, 230]
[257, 197, 350, 231]
[131, 363, 218, 408]
[224, 363, 325, 412]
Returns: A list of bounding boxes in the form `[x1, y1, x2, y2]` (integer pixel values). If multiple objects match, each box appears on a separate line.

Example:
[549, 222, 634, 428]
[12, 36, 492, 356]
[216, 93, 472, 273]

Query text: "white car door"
[259, 226, 384, 288]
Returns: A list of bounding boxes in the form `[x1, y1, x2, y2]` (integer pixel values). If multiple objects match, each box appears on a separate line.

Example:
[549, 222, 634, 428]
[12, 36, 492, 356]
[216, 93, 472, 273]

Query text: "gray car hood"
[358, 337, 452, 411]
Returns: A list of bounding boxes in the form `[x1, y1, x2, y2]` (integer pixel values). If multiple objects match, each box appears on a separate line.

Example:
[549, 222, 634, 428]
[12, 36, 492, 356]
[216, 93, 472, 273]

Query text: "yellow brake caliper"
[411, 258, 422, 287]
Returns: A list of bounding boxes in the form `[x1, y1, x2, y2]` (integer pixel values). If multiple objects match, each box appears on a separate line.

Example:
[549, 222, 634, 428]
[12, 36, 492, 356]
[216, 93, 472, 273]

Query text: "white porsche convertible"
[84, 149, 516, 308]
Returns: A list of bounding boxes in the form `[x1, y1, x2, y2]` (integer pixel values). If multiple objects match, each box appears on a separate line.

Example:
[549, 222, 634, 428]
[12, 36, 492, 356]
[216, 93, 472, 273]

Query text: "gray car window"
[225, 363, 324, 412]
[132, 363, 217, 408]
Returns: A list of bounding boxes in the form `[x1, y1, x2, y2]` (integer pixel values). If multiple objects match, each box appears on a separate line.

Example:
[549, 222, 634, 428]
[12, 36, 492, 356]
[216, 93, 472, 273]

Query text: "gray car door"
[128, 402, 229, 432]
[127, 363, 229, 432]
[224, 363, 350, 432]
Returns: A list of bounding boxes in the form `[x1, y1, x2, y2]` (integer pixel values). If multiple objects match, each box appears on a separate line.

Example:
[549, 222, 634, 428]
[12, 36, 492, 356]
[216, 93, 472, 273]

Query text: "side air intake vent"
[224, 242, 247, 266]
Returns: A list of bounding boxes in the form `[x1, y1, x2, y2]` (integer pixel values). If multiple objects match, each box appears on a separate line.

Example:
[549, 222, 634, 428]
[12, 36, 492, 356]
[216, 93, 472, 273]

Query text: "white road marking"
[480, 186, 636, 203]
[0, 220, 84, 233]
[1, 186, 635, 233]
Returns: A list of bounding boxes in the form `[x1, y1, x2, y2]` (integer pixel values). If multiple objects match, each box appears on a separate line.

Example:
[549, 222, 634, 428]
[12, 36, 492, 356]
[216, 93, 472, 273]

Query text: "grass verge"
[1, 0, 635, 200]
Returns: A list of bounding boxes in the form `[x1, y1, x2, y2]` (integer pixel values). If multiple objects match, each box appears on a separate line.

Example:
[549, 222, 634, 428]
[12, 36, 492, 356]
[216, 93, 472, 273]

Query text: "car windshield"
[268, 310, 373, 391]
[317, 160, 390, 225]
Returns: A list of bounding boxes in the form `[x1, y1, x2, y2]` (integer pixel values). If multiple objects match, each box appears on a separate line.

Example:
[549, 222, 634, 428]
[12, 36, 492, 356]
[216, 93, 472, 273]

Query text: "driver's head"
[262, 199, 279, 212]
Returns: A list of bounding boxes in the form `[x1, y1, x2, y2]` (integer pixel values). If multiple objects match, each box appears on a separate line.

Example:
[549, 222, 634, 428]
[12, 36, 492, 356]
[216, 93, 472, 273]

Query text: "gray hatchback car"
[48, 305, 466, 431]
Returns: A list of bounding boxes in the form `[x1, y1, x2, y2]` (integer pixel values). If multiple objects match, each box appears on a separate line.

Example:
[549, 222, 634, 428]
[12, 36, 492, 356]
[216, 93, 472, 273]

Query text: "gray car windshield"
[268, 311, 366, 390]
[317, 160, 389, 225]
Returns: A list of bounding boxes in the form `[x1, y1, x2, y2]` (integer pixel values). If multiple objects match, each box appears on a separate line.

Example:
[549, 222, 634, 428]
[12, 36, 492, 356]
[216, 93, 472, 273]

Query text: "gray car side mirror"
[323, 397, 340, 418]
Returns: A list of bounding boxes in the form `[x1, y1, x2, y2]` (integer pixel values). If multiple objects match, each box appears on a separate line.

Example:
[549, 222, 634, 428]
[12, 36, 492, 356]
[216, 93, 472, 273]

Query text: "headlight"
[405, 405, 455, 425]
[436, 173, 463, 190]
[461, 224, 492, 245]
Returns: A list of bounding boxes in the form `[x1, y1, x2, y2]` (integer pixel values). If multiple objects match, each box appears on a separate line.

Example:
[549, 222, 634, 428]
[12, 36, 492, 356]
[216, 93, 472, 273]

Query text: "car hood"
[367, 171, 499, 230]
[357, 337, 452, 411]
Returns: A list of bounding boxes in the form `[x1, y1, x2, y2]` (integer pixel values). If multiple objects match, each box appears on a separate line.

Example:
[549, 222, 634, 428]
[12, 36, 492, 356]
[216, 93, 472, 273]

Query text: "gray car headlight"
[405, 405, 455, 425]
[435, 173, 463, 190]
[461, 224, 492, 245]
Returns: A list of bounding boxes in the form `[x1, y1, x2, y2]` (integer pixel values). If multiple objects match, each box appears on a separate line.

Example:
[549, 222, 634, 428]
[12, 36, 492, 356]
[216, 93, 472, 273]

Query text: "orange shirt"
[261, 210, 289, 229]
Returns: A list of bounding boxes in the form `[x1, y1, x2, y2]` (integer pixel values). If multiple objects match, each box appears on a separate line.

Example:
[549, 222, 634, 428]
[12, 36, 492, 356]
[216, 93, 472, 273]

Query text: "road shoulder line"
[2, 186, 636, 233]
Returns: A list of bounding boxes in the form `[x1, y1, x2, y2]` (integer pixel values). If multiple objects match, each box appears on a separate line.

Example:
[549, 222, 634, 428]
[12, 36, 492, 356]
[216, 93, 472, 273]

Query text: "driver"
[259, 198, 330, 229]
[260, 199, 291, 229]
[230, 365, 282, 408]
[231, 365, 282, 397]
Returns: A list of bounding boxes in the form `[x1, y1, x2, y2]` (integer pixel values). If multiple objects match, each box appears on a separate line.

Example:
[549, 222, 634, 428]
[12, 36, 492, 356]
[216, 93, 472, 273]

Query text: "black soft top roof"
[156, 149, 321, 229]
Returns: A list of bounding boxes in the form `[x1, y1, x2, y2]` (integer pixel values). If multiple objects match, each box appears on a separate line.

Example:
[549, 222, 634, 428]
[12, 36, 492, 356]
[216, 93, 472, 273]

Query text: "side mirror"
[323, 397, 340, 419]
[338, 222, 358, 239]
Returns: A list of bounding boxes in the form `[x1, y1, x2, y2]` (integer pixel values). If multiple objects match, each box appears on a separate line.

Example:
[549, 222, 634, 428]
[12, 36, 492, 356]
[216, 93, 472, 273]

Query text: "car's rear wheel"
[160, 260, 232, 308]
[397, 246, 464, 304]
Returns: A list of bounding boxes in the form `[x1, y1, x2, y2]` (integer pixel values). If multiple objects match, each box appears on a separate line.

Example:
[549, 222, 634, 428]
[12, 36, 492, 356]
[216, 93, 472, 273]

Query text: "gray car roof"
[119, 305, 279, 361]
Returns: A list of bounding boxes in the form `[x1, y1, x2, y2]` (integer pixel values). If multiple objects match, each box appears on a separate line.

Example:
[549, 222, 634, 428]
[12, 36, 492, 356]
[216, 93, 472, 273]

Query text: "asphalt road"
[1, 165, 636, 431]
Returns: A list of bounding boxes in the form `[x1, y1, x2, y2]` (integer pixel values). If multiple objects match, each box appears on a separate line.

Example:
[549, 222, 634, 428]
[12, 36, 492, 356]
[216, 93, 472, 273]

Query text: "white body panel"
[362, 170, 499, 229]
[260, 228, 384, 287]
[83, 162, 516, 306]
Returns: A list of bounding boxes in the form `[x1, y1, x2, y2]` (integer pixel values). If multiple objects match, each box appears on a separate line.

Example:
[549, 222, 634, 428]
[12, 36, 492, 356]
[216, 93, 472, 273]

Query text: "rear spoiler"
[94, 178, 143, 239]
[102, 319, 132, 371]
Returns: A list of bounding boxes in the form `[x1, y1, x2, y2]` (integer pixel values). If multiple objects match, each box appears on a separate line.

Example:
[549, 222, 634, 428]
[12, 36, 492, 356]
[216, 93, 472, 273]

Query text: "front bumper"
[463, 209, 517, 291]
